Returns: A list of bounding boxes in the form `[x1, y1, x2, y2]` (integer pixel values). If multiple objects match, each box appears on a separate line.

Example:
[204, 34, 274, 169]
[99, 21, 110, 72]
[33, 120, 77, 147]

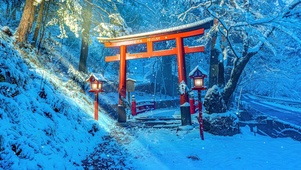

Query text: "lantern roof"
[86, 73, 107, 82]
[126, 78, 136, 82]
[189, 65, 207, 78]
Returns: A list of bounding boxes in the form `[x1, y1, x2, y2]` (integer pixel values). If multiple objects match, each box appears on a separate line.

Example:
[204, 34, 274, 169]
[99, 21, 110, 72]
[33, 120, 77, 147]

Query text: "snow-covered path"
[242, 94, 301, 126]
[97, 108, 301, 170]
[126, 126, 301, 170]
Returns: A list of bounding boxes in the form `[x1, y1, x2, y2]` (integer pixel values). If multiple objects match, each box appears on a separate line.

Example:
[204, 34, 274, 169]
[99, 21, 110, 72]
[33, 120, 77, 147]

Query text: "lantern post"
[189, 66, 207, 140]
[126, 78, 136, 116]
[126, 78, 136, 103]
[86, 74, 104, 121]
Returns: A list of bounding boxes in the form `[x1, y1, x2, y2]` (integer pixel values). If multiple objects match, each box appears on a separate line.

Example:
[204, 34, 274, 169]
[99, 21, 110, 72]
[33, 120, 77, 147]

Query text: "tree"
[32, 0, 45, 46]
[15, 0, 36, 44]
[177, 0, 300, 111]
[79, 0, 93, 73]
[36, 0, 51, 51]
[77, 0, 131, 72]
[201, 0, 301, 111]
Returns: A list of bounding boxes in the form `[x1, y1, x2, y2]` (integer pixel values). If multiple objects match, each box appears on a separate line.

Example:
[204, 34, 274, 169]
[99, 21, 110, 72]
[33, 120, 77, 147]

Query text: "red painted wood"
[135, 101, 156, 114]
[131, 99, 137, 116]
[184, 45, 204, 53]
[189, 98, 195, 114]
[119, 45, 127, 105]
[198, 91, 204, 140]
[94, 93, 98, 121]
[105, 45, 205, 62]
[103, 28, 204, 47]
[102, 27, 207, 111]
[176, 37, 188, 105]
[147, 41, 153, 53]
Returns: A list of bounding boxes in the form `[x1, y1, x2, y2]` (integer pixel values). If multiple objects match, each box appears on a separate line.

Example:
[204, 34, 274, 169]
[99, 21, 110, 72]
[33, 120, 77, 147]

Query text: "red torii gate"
[98, 18, 214, 124]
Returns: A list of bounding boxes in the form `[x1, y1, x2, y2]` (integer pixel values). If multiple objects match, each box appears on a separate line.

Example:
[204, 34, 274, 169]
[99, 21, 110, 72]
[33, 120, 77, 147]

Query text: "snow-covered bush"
[203, 112, 240, 136]
[203, 85, 227, 114]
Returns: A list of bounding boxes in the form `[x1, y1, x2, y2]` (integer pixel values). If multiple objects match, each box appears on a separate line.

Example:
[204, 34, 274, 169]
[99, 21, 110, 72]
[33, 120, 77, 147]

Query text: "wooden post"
[131, 95, 136, 116]
[176, 37, 188, 105]
[176, 37, 191, 126]
[198, 90, 204, 140]
[209, 19, 219, 88]
[94, 93, 98, 121]
[118, 45, 127, 122]
[119, 45, 127, 104]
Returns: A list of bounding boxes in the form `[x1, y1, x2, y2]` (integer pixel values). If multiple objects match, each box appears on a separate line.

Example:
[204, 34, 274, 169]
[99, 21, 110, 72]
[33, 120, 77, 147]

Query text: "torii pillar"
[176, 37, 191, 125]
[117, 45, 127, 122]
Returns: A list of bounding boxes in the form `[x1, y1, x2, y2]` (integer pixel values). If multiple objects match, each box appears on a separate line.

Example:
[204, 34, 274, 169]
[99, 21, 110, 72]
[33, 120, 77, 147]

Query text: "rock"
[187, 155, 201, 161]
[1, 26, 13, 37]
[203, 112, 240, 136]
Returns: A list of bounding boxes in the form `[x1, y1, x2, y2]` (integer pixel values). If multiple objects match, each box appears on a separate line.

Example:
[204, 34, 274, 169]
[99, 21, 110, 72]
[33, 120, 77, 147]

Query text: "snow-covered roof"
[98, 17, 214, 43]
[86, 73, 107, 82]
[126, 78, 136, 82]
[189, 65, 208, 77]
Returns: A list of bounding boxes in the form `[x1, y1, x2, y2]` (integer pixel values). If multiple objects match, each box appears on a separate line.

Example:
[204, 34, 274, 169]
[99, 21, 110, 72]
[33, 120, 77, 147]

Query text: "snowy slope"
[0, 30, 130, 169]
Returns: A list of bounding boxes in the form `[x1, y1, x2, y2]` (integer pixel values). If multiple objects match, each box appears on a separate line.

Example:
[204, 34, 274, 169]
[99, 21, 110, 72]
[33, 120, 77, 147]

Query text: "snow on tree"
[203, 85, 227, 113]
[178, 0, 301, 111]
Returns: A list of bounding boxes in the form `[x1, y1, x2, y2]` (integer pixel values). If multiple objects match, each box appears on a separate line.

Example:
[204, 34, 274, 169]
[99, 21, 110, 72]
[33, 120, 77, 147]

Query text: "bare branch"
[178, 2, 211, 21]
[132, 0, 157, 18]
[84, 0, 110, 15]
[284, 0, 301, 17]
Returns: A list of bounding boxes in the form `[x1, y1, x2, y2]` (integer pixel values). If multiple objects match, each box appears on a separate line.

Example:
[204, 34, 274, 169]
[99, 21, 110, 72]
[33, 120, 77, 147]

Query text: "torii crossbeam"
[98, 17, 214, 123]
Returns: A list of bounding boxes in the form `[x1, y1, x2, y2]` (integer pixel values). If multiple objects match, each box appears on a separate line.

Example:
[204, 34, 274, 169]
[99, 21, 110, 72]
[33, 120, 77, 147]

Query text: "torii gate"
[98, 18, 214, 124]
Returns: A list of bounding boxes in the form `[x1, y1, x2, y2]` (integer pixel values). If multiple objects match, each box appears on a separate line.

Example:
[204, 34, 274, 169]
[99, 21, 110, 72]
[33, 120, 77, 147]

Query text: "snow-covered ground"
[98, 108, 301, 170]
[0, 28, 301, 170]
[242, 94, 301, 126]
[1, 23, 301, 170]
[0, 28, 110, 169]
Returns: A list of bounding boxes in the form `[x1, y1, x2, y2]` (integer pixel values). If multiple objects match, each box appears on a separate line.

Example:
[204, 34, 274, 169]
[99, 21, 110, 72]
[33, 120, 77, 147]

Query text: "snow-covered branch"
[178, 1, 211, 21]
[283, 0, 301, 18]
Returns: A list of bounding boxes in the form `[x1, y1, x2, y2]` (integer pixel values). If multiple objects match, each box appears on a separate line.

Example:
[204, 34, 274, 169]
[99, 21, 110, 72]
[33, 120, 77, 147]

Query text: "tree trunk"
[221, 0, 300, 106]
[5, 0, 10, 20]
[222, 53, 254, 104]
[79, 0, 93, 73]
[37, 0, 51, 51]
[218, 61, 225, 86]
[33, 0, 45, 46]
[209, 30, 220, 88]
[162, 56, 173, 96]
[15, 0, 36, 44]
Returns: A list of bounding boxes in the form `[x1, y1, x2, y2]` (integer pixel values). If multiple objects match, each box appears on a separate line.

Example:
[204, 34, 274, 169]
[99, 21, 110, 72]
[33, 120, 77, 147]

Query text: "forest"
[2, 0, 300, 104]
[0, 0, 301, 169]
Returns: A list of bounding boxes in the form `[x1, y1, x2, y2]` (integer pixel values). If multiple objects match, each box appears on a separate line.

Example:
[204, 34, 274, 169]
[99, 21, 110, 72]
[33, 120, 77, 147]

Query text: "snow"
[0, 54, 296, 168]
[120, 109, 301, 170]
[2, 35, 300, 169]
[126, 78, 136, 82]
[1, 0, 301, 169]
[86, 73, 107, 82]
[0, 32, 106, 169]
[98, 17, 214, 42]
[181, 102, 191, 107]
[188, 65, 208, 77]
